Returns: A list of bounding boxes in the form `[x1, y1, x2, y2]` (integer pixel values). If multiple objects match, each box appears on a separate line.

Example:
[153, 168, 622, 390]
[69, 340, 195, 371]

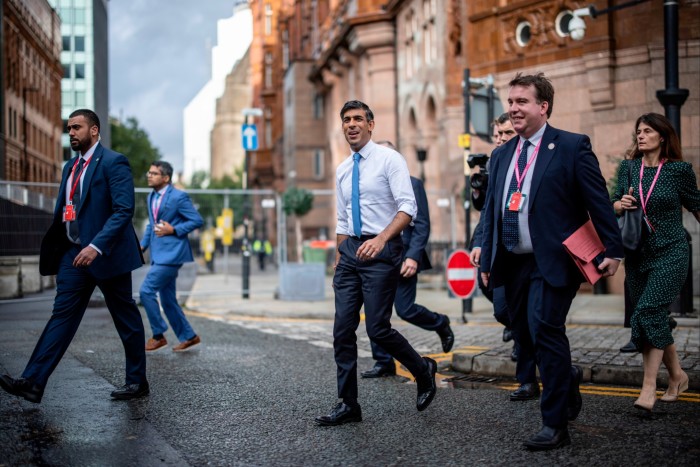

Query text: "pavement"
[182, 261, 700, 390]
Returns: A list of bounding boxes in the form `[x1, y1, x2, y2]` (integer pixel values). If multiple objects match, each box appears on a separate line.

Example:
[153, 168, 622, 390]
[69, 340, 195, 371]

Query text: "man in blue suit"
[361, 142, 454, 379]
[476, 74, 623, 450]
[0, 109, 149, 403]
[141, 161, 203, 353]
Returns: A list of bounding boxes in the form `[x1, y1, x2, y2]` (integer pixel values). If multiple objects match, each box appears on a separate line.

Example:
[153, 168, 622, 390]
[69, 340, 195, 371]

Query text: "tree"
[109, 116, 161, 188]
[186, 169, 244, 230]
[282, 187, 314, 262]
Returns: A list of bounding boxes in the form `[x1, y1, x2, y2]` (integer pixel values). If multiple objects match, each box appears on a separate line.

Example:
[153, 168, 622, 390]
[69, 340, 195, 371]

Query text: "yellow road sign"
[458, 133, 471, 149]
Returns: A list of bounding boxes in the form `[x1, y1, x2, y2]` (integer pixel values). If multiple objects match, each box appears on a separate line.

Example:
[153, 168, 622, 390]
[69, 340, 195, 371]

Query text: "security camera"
[569, 8, 590, 41]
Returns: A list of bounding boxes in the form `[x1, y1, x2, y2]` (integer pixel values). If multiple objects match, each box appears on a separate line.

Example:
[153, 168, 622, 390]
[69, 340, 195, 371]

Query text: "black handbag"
[618, 161, 645, 253]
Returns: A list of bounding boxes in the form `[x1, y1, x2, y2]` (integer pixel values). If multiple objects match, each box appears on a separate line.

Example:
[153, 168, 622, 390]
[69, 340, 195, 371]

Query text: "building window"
[555, 10, 575, 37]
[73, 8, 86, 24]
[62, 64, 71, 78]
[265, 119, 272, 148]
[75, 63, 85, 79]
[313, 149, 324, 179]
[62, 91, 73, 106]
[282, 30, 289, 69]
[62, 36, 71, 51]
[264, 3, 273, 36]
[516, 21, 532, 47]
[74, 36, 85, 52]
[313, 93, 324, 119]
[75, 91, 86, 107]
[264, 52, 273, 88]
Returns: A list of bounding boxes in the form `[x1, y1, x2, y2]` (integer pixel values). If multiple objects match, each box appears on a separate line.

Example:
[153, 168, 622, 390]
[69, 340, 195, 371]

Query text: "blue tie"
[351, 152, 362, 237]
[502, 140, 530, 251]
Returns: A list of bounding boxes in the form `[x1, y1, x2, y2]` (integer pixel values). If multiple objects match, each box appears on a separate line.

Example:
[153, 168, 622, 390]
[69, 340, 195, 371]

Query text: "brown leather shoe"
[145, 337, 167, 352]
[173, 335, 201, 352]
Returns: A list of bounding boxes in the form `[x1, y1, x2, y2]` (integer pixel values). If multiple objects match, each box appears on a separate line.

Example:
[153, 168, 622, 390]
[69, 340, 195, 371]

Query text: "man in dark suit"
[141, 160, 203, 353]
[315, 101, 437, 427]
[475, 74, 623, 450]
[0, 109, 149, 403]
[361, 143, 454, 378]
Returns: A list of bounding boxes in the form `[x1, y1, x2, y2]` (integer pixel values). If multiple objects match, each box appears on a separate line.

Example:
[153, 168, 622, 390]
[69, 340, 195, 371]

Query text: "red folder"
[562, 219, 605, 285]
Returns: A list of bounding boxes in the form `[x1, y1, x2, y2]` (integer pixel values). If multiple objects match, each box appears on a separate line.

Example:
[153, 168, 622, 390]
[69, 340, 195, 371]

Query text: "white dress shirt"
[336, 139, 417, 236]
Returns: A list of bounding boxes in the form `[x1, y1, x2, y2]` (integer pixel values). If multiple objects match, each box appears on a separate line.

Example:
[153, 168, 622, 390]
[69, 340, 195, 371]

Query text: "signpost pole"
[462, 68, 473, 322]
[240, 107, 262, 299]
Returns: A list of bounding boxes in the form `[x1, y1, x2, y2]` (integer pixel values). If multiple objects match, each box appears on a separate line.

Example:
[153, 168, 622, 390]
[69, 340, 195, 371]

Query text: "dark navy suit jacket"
[402, 176, 432, 272]
[40, 143, 143, 279]
[480, 124, 623, 288]
[141, 186, 203, 265]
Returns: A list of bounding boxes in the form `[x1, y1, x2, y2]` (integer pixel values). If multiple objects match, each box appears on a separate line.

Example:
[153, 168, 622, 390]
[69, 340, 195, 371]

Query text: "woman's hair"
[627, 112, 683, 161]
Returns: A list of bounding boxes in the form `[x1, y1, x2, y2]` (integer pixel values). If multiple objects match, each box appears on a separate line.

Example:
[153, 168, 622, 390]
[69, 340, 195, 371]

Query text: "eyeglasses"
[146, 171, 163, 177]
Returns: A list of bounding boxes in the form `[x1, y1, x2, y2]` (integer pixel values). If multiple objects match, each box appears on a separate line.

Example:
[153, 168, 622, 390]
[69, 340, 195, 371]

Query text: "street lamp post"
[22, 87, 39, 181]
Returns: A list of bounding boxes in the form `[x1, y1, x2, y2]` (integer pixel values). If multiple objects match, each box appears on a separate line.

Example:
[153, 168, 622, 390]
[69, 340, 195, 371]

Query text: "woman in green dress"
[612, 113, 700, 412]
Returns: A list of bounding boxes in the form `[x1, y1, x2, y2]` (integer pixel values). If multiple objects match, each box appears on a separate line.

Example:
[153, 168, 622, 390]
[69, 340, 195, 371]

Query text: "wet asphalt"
[1, 294, 700, 466]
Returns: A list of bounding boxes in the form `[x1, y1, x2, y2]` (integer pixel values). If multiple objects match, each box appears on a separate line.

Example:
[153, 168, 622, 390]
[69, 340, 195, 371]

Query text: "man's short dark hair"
[340, 100, 374, 122]
[152, 160, 173, 181]
[509, 72, 554, 118]
[496, 112, 510, 125]
[69, 109, 101, 131]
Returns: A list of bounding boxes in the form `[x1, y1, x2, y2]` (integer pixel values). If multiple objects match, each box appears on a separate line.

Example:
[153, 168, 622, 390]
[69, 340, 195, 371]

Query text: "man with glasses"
[141, 161, 203, 352]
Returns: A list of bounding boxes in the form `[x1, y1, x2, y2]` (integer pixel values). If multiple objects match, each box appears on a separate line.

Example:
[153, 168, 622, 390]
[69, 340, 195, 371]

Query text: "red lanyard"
[152, 187, 168, 222]
[638, 159, 664, 223]
[512, 138, 542, 191]
[68, 155, 92, 203]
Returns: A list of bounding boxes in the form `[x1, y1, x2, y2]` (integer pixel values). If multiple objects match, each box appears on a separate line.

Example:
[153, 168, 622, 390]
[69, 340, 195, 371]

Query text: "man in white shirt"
[315, 101, 437, 426]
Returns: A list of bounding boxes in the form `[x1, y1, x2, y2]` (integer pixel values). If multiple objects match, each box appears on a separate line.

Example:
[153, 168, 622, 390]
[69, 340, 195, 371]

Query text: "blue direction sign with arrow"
[242, 124, 259, 151]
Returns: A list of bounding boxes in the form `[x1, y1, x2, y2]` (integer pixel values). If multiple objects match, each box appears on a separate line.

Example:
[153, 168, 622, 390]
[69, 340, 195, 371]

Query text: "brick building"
[1, 0, 63, 183]
[249, 0, 699, 285]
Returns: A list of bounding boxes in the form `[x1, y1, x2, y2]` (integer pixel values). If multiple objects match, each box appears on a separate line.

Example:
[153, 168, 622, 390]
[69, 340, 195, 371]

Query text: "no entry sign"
[446, 249, 477, 299]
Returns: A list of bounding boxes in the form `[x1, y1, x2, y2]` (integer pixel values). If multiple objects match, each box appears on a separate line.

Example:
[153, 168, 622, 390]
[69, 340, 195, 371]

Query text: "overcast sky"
[109, 1, 236, 172]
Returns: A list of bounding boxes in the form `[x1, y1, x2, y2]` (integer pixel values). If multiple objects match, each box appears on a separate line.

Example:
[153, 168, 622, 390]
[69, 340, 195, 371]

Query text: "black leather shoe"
[437, 316, 455, 353]
[523, 426, 571, 451]
[416, 357, 437, 411]
[502, 327, 513, 342]
[509, 382, 540, 401]
[619, 341, 639, 353]
[361, 364, 396, 379]
[315, 402, 362, 426]
[110, 382, 150, 400]
[510, 346, 518, 362]
[567, 365, 583, 421]
[0, 375, 44, 403]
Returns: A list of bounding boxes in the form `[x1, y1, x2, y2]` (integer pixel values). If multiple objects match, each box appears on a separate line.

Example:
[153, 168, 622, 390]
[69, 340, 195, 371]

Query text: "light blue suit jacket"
[141, 186, 203, 265]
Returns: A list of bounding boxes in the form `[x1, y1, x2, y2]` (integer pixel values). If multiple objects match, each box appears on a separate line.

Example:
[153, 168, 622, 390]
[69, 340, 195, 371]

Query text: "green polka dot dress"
[612, 159, 700, 349]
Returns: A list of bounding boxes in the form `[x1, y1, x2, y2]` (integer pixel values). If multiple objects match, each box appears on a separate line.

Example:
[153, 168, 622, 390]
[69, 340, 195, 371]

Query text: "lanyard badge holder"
[62, 156, 91, 223]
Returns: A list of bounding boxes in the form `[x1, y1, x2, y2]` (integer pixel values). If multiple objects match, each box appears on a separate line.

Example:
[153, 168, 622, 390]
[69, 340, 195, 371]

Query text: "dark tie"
[351, 152, 362, 237]
[502, 140, 530, 251]
[69, 157, 84, 242]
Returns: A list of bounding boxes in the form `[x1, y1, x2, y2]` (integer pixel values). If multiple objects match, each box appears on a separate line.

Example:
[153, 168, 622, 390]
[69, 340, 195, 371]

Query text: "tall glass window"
[74, 36, 85, 52]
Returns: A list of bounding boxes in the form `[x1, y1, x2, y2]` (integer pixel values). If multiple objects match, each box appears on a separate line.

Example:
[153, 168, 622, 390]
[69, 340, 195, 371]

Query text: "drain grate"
[444, 374, 498, 384]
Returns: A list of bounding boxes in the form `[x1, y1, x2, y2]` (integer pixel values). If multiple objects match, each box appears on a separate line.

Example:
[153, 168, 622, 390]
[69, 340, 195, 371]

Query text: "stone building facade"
[249, 0, 699, 289]
[211, 49, 251, 178]
[1, 0, 63, 183]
